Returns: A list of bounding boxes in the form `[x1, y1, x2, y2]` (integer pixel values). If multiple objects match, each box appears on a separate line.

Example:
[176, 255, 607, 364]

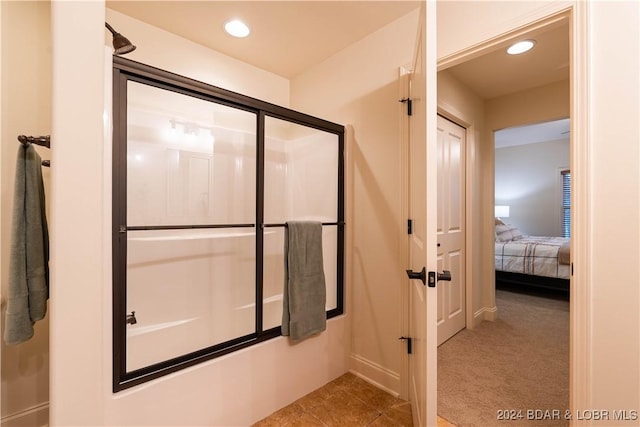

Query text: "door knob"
[438, 270, 452, 281]
[406, 267, 427, 286]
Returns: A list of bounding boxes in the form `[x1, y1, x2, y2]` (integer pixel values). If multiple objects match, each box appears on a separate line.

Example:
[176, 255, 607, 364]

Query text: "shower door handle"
[406, 267, 427, 286]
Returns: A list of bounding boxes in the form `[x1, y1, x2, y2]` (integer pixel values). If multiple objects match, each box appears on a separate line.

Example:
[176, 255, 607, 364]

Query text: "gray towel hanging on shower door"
[282, 221, 326, 341]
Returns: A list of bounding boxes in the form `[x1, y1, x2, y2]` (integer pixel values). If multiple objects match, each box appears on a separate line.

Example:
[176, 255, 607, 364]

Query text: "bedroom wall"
[0, 2, 51, 426]
[437, 70, 488, 326]
[495, 138, 570, 236]
[291, 7, 420, 396]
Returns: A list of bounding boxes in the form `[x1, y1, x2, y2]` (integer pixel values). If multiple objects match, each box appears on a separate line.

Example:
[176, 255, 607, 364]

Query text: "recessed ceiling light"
[225, 20, 250, 38]
[507, 39, 536, 55]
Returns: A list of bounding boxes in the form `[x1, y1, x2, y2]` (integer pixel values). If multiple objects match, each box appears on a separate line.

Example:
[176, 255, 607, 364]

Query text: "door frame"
[435, 3, 590, 419]
[435, 110, 476, 332]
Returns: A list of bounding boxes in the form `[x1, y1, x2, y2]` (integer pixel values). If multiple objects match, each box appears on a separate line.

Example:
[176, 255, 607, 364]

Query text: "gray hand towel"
[282, 221, 326, 341]
[4, 144, 49, 345]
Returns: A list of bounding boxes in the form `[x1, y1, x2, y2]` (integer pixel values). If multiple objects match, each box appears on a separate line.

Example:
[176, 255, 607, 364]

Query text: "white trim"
[568, 1, 592, 424]
[349, 353, 401, 397]
[474, 305, 498, 324]
[398, 66, 411, 402]
[425, 3, 439, 425]
[0, 402, 49, 427]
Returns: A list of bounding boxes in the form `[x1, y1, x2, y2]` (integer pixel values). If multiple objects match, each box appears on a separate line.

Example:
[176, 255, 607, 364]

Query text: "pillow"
[508, 225, 523, 240]
[495, 223, 523, 242]
[495, 218, 506, 226]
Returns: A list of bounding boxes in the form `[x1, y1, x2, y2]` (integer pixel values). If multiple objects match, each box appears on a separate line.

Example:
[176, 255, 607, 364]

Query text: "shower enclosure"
[112, 58, 344, 391]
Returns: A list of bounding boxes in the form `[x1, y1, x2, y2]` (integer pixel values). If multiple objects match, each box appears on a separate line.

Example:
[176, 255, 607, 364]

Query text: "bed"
[494, 220, 570, 292]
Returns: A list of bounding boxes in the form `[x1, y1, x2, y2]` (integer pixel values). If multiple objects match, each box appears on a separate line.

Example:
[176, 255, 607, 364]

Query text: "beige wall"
[0, 2, 51, 426]
[588, 1, 639, 421]
[485, 79, 570, 131]
[291, 8, 420, 396]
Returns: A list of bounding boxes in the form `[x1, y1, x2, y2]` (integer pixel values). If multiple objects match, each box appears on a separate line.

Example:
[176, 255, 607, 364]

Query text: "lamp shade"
[495, 205, 510, 218]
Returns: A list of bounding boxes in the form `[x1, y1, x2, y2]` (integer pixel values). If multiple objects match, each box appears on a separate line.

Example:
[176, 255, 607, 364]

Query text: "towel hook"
[18, 135, 50, 148]
[17, 135, 51, 166]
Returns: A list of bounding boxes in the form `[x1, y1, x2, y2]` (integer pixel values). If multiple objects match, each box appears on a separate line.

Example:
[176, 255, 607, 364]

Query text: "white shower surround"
[124, 110, 340, 371]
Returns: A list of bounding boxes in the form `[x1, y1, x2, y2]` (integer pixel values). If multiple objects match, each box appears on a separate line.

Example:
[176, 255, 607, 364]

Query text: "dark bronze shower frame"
[112, 57, 345, 392]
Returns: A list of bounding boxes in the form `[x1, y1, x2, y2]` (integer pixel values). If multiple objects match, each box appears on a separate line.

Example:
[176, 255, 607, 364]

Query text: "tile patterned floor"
[253, 372, 458, 427]
[253, 373, 412, 427]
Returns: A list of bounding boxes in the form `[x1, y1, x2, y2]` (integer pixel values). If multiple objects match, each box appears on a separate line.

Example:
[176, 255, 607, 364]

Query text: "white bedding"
[495, 236, 570, 280]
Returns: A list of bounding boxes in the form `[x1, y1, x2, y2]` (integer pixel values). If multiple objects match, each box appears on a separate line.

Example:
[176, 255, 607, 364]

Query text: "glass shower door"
[263, 116, 341, 330]
[124, 81, 257, 371]
[112, 58, 344, 390]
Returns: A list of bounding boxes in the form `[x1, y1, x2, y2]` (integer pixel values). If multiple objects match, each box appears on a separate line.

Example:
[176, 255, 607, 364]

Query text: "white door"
[437, 116, 466, 346]
[406, 3, 438, 426]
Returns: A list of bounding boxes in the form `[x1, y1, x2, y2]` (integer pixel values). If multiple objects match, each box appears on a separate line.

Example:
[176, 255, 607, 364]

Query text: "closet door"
[436, 115, 466, 346]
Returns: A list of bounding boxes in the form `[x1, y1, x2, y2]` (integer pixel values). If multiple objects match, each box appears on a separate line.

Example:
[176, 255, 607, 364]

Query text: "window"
[561, 169, 571, 238]
[112, 58, 344, 391]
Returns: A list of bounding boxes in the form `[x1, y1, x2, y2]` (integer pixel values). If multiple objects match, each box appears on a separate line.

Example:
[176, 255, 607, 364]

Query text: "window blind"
[561, 169, 571, 238]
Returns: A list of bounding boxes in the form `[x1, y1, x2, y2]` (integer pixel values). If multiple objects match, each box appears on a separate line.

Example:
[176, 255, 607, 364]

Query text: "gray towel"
[282, 221, 326, 341]
[4, 144, 49, 345]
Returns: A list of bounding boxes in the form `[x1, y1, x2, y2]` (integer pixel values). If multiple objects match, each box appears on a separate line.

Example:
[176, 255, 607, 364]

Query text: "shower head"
[105, 22, 136, 55]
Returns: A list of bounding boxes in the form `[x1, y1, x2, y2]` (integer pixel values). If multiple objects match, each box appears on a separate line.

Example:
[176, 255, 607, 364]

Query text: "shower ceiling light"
[507, 39, 536, 55]
[225, 19, 250, 38]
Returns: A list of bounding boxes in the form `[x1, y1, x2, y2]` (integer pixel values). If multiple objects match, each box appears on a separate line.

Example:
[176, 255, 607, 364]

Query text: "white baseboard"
[350, 353, 400, 397]
[1, 402, 48, 427]
[474, 305, 498, 324]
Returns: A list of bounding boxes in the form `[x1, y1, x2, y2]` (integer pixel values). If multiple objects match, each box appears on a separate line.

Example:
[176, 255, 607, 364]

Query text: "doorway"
[435, 12, 572, 426]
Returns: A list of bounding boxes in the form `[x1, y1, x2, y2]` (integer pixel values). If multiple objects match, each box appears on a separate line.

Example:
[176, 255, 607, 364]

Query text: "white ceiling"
[107, 1, 569, 100]
[495, 118, 570, 149]
[106, 1, 421, 79]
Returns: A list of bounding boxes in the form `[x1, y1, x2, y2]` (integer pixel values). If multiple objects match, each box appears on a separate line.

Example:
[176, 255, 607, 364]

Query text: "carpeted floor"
[438, 289, 570, 427]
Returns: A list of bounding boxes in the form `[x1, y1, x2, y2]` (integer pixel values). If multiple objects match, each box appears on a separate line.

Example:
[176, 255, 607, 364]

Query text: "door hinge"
[398, 336, 412, 354]
[399, 98, 412, 116]
[407, 219, 413, 234]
